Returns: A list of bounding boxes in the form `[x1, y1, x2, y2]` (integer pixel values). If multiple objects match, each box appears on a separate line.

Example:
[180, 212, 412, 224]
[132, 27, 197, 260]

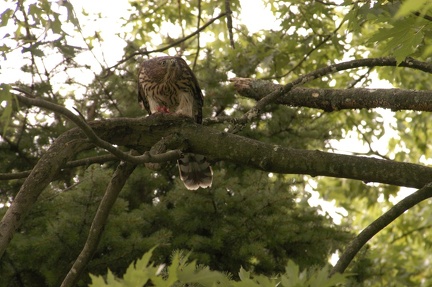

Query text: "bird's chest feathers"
[146, 81, 194, 117]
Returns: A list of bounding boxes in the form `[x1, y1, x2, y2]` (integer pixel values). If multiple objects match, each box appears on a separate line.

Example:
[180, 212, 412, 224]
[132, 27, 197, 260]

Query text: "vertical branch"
[192, 0, 202, 70]
[61, 159, 137, 287]
[177, 0, 186, 54]
[225, 0, 235, 49]
[16, 0, 37, 87]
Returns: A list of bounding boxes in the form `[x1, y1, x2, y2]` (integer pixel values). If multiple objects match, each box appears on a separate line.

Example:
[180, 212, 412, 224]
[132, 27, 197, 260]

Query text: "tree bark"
[231, 77, 432, 112]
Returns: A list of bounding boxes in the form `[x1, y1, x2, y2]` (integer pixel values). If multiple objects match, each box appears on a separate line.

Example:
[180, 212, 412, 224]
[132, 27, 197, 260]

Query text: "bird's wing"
[177, 58, 204, 123]
[138, 64, 152, 114]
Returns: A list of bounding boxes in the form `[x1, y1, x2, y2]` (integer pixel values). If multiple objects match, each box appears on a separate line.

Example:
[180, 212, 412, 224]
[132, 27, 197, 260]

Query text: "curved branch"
[12, 89, 182, 164]
[61, 158, 137, 287]
[330, 183, 432, 276]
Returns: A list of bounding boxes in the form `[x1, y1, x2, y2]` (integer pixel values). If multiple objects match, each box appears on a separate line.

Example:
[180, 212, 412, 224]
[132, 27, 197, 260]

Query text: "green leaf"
[28, 3, 43, 25]
[53, 40, 78, 57]
[284, 260, 300, 281]
[0, 8, 13, 27]
[63, 1, 81, 28]
[89, 273, 109, 287]
[50, 16, 63, 35]
[122, 246, 157, 285]
[281, 260, 304, 287]
[395, 0, 428, 18]
[185, 265, 231, 286]
[163, 250, 181, 285]
[368, 18, 424, 62]
[238, 267, 251, 282]
[393, 27, 424, 62]
[0, 84, 14, 136]
[422, 44, 432, 58]
[106, 269, 124, 287]
[21, 46, 45, 57]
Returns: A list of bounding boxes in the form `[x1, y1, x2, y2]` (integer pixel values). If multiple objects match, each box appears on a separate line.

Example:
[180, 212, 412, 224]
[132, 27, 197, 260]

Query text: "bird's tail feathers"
[177, 153, 213, 190]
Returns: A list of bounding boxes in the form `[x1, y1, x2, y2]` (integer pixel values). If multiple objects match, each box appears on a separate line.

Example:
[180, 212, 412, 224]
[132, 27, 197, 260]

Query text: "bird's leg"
[156, 106, 170, 113]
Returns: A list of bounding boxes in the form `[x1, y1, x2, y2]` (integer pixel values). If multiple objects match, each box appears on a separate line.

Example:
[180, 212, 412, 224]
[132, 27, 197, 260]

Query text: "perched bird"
[138, 56, 213, 190]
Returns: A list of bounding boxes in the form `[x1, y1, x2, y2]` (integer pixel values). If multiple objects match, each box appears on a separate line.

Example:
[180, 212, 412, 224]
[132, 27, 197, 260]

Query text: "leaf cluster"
[89, 247, 349, 287]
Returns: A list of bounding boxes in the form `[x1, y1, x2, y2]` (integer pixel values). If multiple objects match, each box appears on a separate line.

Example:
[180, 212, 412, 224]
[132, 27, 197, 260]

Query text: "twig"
[61, 157, 137, 287]
[225, 0, 235, 49]
[315, 0, 342, 6]
[346, 67, 373, 89]
[108, 12, 227, 70]
[265, 9, 347, 80]
[192, 0, 202, 70]
[0, 154, 118, 180]
[330, 183, 432, 276]
[391, 224, 432, 244]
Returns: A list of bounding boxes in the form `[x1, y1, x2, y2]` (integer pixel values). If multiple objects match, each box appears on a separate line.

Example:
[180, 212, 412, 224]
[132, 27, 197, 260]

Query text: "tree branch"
[61, 157, 137, 287]
[12, 89, 182, 164]
[330, 183, 432, 276]
[2, 116, 432, 259]
[225, 0, 235, 49]
[233, 57, 432, 131]
[0, 154, 119, 180]
[231, 78, 432, 112]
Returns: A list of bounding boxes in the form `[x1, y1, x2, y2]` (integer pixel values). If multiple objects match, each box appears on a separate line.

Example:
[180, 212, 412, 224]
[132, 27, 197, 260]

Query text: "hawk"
[138, 56, 213, 190]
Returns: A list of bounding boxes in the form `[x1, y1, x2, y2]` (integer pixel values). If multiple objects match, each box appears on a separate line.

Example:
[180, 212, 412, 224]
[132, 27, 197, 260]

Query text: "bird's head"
[143, 56, 181, 82]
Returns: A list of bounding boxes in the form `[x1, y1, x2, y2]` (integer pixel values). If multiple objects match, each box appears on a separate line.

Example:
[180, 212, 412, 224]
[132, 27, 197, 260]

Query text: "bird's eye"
[159, 60, 167, 66]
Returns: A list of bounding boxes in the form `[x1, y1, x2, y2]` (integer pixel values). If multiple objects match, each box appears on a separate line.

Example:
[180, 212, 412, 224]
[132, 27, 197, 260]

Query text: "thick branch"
[236, 57, 432, 129]
[2, 115, 432, 258]
[232, 78, 432, 112]
[61, 158, 137, 287]
[331, 183, 432, 275]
